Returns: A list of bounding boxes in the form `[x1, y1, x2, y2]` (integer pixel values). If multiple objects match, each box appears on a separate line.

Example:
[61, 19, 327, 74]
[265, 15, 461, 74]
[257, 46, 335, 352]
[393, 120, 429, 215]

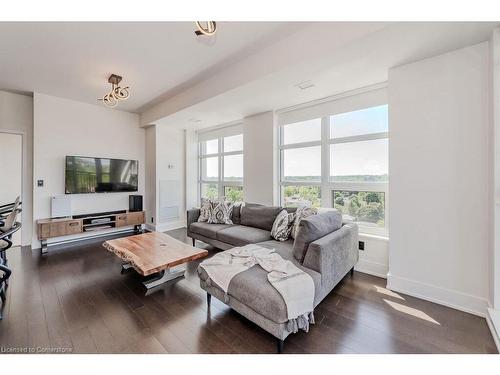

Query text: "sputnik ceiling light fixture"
[98, 74, 130, 108]
[194, 21, 217, 36]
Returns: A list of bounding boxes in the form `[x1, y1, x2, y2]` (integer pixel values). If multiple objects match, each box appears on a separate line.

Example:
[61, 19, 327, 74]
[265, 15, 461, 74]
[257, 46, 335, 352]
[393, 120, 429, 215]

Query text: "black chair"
[0, 196, 20, 216]
[0, 228, 21, 320]
[0, 197, 22, 320]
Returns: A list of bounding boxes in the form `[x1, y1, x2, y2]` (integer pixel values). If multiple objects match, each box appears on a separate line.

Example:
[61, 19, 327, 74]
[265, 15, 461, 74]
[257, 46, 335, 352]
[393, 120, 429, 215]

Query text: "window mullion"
[278, 125, 284, 205]
[320, 116, 329, 208]
[218, 137, 223, 198]
[329, 131, 389, 145]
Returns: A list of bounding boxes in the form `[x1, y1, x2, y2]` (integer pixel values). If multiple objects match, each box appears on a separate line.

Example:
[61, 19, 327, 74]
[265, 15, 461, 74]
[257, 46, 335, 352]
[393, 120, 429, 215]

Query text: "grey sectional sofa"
[187, 203, 359, 353]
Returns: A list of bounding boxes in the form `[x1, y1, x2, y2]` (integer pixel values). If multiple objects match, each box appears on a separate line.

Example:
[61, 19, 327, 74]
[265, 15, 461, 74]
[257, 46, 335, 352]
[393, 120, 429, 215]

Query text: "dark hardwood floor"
[0, 228, 497, 354]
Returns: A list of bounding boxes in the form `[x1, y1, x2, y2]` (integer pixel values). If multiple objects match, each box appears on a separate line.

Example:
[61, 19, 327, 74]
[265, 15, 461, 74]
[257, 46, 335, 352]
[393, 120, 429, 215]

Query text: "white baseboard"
[355, 259, 388, 279]
[487, 308, 500, 352]
[148, 220, 185, 233]
[387, 274, 489, 317]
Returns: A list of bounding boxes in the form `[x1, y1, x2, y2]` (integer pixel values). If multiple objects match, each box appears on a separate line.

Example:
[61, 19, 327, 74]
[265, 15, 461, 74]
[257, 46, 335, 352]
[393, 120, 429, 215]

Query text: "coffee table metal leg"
[121, 263, 133, 274]
[143, 267, 185, 290]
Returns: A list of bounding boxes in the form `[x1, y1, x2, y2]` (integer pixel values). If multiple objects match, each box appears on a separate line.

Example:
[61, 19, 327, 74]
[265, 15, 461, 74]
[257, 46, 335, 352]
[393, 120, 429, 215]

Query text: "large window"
[279, 99, 388, 235]
[199, 130, 244, 203]
[280, 119, 322, 207]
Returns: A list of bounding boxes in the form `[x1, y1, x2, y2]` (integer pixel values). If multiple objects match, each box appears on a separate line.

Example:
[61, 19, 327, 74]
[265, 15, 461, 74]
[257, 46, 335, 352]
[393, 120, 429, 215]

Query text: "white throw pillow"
[197, 198, 211, 222]
[207, 201, 234, 224]
[270, 209, 294, 242]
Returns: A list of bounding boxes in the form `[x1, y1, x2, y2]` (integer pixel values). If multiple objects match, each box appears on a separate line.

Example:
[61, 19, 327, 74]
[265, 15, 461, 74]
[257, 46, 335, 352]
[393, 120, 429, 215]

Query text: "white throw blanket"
[200, 244, 315, 332]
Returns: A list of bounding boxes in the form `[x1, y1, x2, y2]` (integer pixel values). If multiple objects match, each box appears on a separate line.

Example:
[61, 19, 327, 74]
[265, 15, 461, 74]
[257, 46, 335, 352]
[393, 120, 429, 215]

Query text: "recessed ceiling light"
[294, 80, 315, 90]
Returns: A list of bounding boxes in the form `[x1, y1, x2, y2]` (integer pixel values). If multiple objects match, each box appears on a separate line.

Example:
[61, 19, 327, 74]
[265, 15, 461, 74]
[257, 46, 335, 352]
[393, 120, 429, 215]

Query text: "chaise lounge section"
[187, 203, 359, 353]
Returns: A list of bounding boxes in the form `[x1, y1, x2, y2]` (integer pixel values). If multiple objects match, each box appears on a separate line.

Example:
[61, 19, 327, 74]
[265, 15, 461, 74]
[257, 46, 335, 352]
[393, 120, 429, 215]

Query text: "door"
[0, 132, 22, 246]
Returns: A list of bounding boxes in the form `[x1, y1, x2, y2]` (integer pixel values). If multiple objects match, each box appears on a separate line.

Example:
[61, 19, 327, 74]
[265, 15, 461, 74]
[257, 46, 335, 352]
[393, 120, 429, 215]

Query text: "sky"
[202, 105, 388, 179]
[202, 135, 243, 179]
[284, 105, 388, 178]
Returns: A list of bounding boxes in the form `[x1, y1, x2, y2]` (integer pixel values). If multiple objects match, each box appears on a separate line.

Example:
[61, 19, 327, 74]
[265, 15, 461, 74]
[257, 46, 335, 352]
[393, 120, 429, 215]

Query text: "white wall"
[185, 129, 198, 210]
[144, 124, 187, 232]
[356, 235, 389, 278]
[388, 42, 491, 316]
[32, 93, 144, 248]
[155, 125, 186, 231]
[490, 28, 500, 348]
[0, 133, 22, 245]
[492, 29, 500, 310]
[243, 111, 278, 205]
[0, 90, 33, 246]
[145, 126, 157, 228]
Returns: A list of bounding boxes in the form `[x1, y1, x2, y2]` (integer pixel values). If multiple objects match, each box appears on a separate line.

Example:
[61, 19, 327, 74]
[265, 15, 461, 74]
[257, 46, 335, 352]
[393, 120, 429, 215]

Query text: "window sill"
[359, 232, 389, 242]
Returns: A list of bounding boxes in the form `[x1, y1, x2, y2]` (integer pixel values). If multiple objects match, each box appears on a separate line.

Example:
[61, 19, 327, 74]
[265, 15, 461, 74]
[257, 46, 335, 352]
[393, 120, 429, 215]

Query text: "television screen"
[65, 156, 138, 194]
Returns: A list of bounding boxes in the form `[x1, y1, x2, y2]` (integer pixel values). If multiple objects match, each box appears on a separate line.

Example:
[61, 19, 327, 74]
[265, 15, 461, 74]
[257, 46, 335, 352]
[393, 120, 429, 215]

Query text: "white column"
[144, 125, 157, 230]
[185, 129, 199, 209]
[243, 111, 278, 205]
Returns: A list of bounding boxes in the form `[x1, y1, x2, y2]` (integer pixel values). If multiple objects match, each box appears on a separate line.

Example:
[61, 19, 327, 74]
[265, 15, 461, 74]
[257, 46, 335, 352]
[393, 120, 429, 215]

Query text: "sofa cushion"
[256, 239, 294, 260]
[217, 225, 272, 247]
[198, 244, 321, 324]
[240, 204, 282, 231]
[293, 210, 343, 262]
[189, 222, 233, 239]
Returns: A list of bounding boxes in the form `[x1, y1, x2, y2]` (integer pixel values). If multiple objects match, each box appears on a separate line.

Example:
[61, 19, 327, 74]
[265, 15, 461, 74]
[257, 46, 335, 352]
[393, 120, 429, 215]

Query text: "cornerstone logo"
[1, 346, 73, 353]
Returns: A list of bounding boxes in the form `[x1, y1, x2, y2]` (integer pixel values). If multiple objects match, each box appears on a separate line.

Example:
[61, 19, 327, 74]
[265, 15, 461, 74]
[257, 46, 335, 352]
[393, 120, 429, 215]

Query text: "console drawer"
[116, 214, 128, 227]
[49, 222, 67, 238]
[65, 220, 82, 235]
[38, 223, 51, 240]
[126, 212, 144, 226]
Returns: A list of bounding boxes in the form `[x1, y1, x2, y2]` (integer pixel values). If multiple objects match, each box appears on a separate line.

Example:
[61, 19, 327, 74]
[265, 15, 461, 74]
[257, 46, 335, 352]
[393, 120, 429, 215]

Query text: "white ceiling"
[0, 22, 304, 112]
[148, 22, 499, 130]
[0, 22, 498, 128]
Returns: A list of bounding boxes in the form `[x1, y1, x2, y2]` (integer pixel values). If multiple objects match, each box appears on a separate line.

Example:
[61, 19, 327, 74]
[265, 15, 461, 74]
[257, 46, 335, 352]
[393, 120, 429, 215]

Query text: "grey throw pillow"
[270, 209, 294, 241]
[290, 206, 318, 239]
[240, 204, 282, 231]
[293, 210, 343, 262]
[207, 201, 234, 224]
[231, 202, 244, 225]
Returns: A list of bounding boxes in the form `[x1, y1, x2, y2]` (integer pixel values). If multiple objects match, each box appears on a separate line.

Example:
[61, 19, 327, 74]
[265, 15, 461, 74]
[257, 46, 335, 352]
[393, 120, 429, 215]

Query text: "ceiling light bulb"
[113, 86, 130, 100]
[195, 21, 217, 36]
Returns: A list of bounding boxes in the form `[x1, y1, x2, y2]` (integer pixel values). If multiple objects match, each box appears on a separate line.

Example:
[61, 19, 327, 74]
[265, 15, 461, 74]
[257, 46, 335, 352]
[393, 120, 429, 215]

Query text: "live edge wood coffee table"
[103, 232, 208, 292]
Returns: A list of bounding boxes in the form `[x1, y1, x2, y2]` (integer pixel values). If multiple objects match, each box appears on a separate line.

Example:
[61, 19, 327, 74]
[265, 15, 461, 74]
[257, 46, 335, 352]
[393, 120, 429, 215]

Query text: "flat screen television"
[65, 156, 139, 194]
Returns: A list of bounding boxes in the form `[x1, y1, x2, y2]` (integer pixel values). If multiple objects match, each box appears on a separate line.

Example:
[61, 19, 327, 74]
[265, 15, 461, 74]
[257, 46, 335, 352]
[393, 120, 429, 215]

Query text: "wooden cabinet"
[37, 211, 145, 254]
[115, 212, 143, 227]
[38, 218, 81, 240]
[125, 211, 145, 226]
[39, 222, 51, 239]
[66, 220, 83, 235]
[116, 214, 128, 228]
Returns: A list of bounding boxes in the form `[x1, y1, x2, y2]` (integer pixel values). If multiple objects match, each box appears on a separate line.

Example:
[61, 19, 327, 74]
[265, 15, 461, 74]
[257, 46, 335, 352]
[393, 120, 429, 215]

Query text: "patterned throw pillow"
[290, 205, 318, 239]
[197, 198, 212, 222]
[271, 209, 294, 241]
[207, 201, 234, 224]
